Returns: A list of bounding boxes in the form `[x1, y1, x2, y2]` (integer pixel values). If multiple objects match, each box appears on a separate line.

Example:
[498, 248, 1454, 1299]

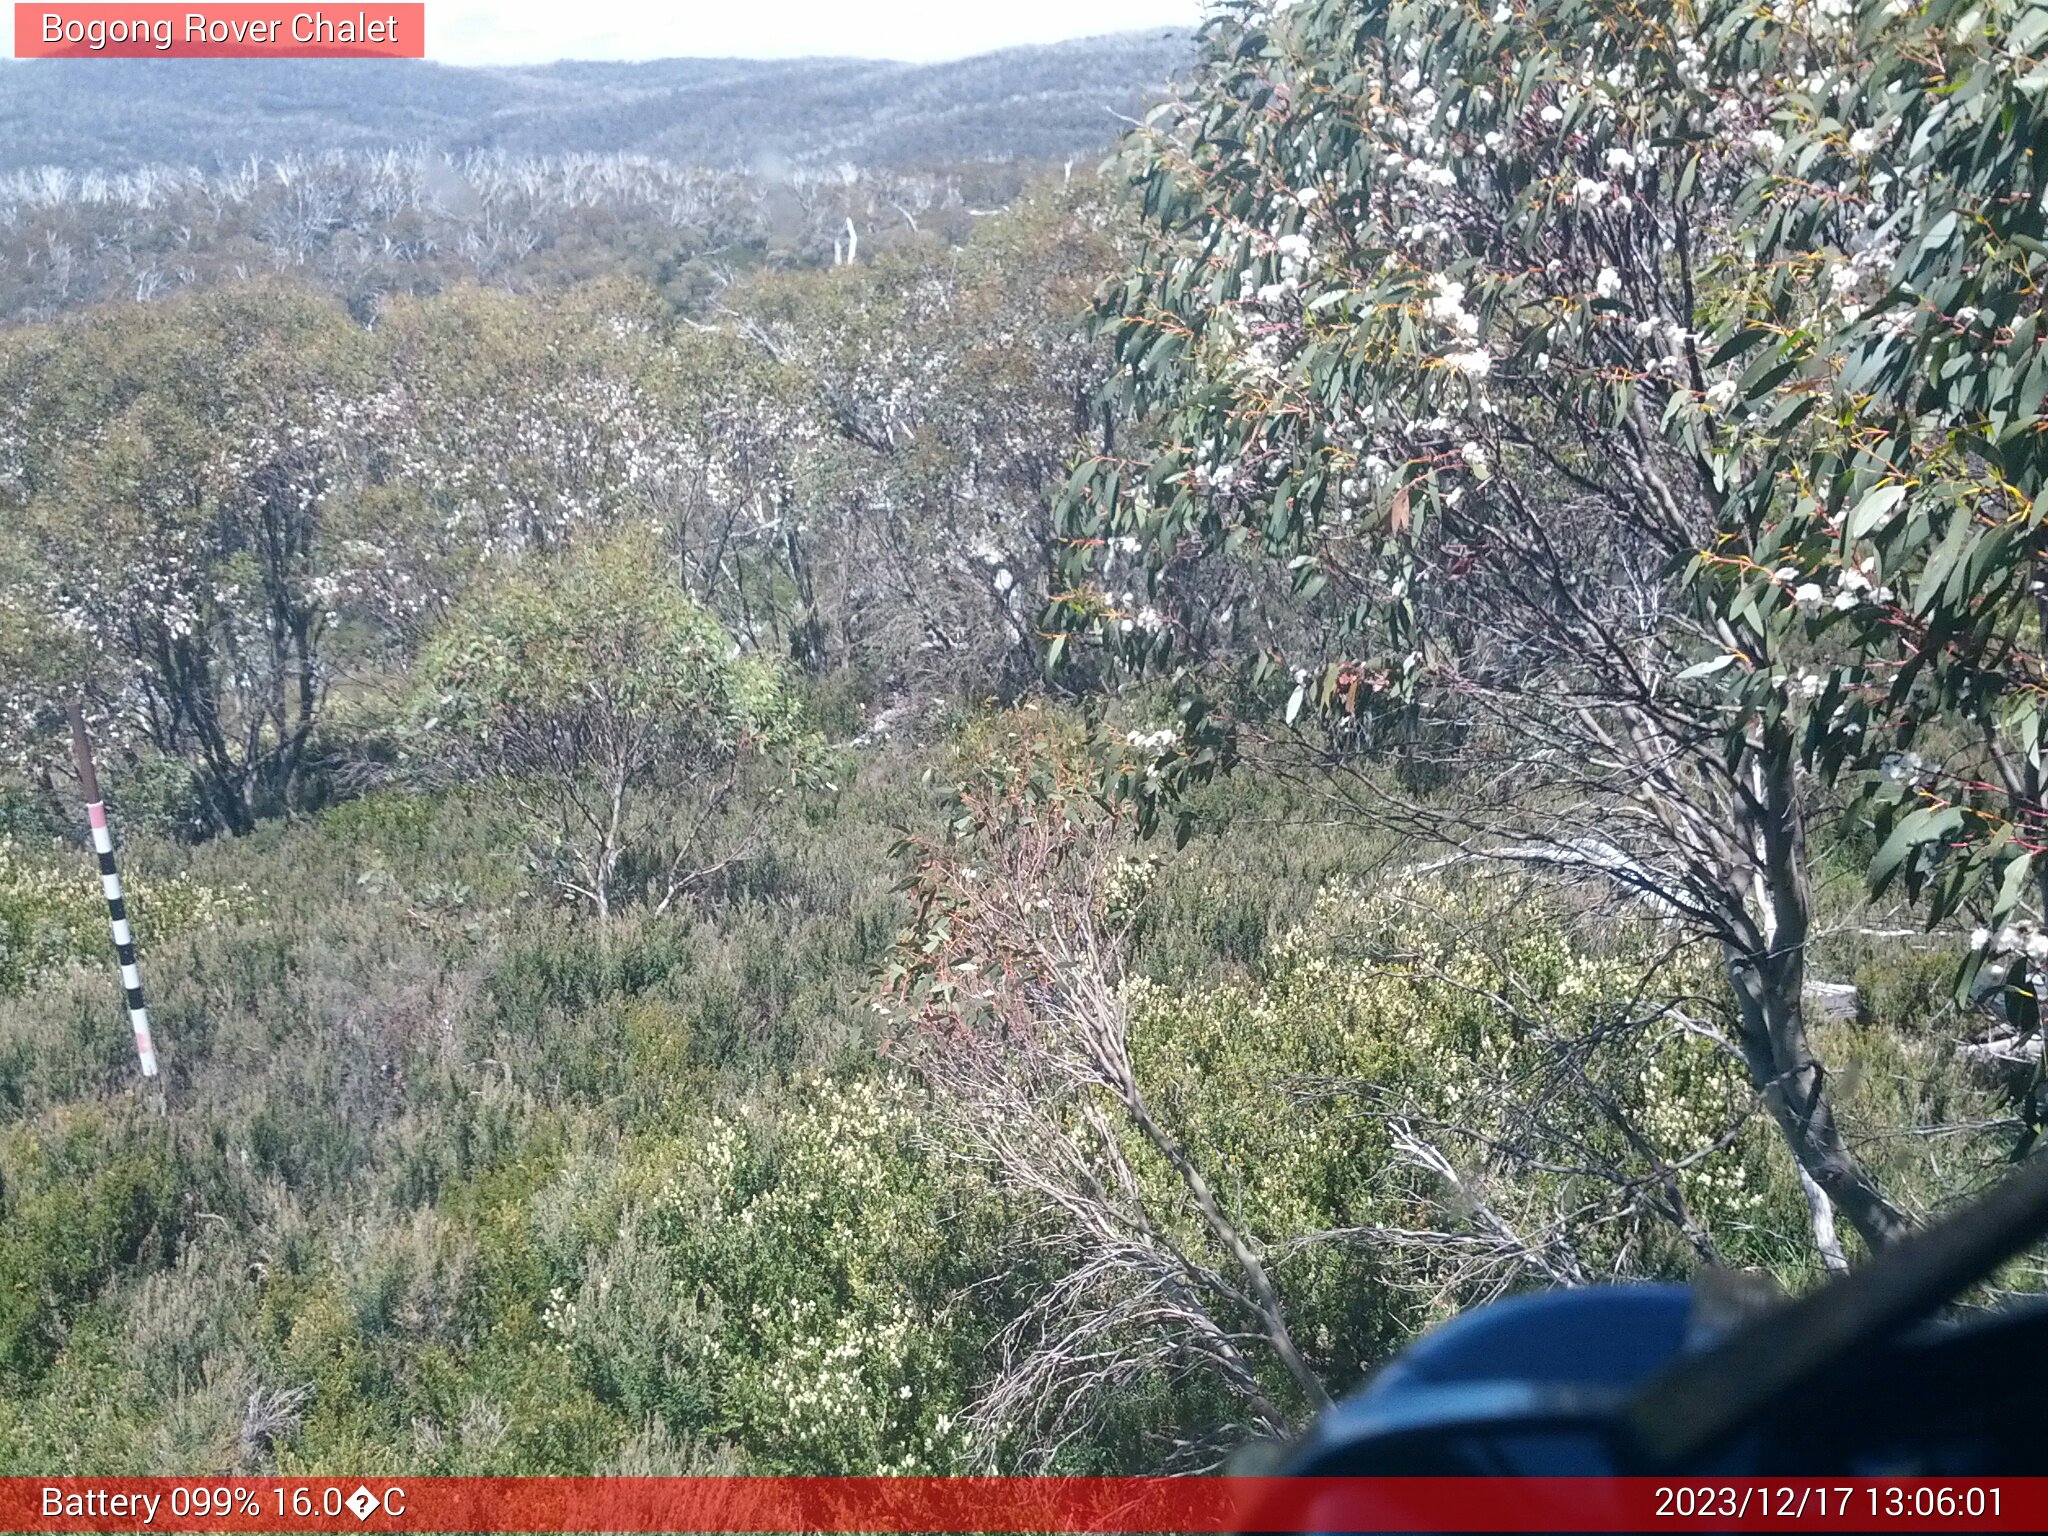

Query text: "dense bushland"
[6, 0, 2048, 1478]
[0, 721, 2010, 1472]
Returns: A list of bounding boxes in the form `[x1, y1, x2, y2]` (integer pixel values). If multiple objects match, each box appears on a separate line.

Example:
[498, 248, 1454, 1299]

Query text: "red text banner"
[2, 1478, 2045, 1533]
[13, 6, 425, 58]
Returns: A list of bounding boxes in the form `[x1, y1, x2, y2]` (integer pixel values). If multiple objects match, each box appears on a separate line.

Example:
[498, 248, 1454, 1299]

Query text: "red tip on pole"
[66, 705, 159, 1080]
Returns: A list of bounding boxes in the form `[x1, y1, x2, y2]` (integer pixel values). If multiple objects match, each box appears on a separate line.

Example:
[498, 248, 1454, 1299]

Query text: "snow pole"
[66, 704, 159, 1079]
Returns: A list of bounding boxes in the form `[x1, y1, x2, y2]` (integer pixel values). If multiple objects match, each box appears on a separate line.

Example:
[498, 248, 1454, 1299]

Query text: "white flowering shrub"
[0, 838, 255, 998]
[646, 1076, 979, 1472]
[371, 281, 700, 571]
[1095, 853, 1162, 929]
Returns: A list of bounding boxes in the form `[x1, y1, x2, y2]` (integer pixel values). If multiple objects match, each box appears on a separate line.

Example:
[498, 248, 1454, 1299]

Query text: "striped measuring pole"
[67, 705, 160, 1079]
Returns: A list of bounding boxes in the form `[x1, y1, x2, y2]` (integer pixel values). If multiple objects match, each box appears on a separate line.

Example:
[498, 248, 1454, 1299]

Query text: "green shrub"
[1125, 876, 1793, 1345]
[635, 1076, 987, 1472]
[0, 1109, 183, 1389]
[0, 836, 255, 998]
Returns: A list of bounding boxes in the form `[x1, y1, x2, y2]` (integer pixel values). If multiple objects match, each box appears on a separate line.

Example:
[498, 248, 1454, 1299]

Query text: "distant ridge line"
[0, 30, 1194, 176]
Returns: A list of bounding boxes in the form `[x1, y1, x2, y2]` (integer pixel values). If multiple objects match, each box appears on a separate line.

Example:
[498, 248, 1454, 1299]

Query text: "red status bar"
[2, 1478, 2044, 1533]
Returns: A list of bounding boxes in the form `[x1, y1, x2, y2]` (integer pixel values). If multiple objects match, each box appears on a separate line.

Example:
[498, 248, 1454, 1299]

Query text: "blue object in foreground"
[1283, 1287, 1695, 1478]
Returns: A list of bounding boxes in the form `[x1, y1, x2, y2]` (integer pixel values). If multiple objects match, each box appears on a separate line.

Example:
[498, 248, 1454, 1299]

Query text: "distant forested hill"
[0, 30, 1189, 174]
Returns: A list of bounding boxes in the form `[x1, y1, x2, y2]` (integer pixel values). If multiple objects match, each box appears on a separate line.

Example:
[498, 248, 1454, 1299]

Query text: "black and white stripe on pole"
[67, 704, 160, 1079]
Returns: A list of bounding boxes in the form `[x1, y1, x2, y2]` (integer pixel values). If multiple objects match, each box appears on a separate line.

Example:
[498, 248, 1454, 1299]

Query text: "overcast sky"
[430, 1, 1209, 66]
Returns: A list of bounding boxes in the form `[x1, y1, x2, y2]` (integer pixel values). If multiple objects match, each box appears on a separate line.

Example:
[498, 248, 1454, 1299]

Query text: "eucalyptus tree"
[411, 529, 802, 921]
[0, 285, 378, 834]
[1051, 0, 2047, 1255]
[1671, 0, 2048, 1109]
[726, 187, 1119, 699]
